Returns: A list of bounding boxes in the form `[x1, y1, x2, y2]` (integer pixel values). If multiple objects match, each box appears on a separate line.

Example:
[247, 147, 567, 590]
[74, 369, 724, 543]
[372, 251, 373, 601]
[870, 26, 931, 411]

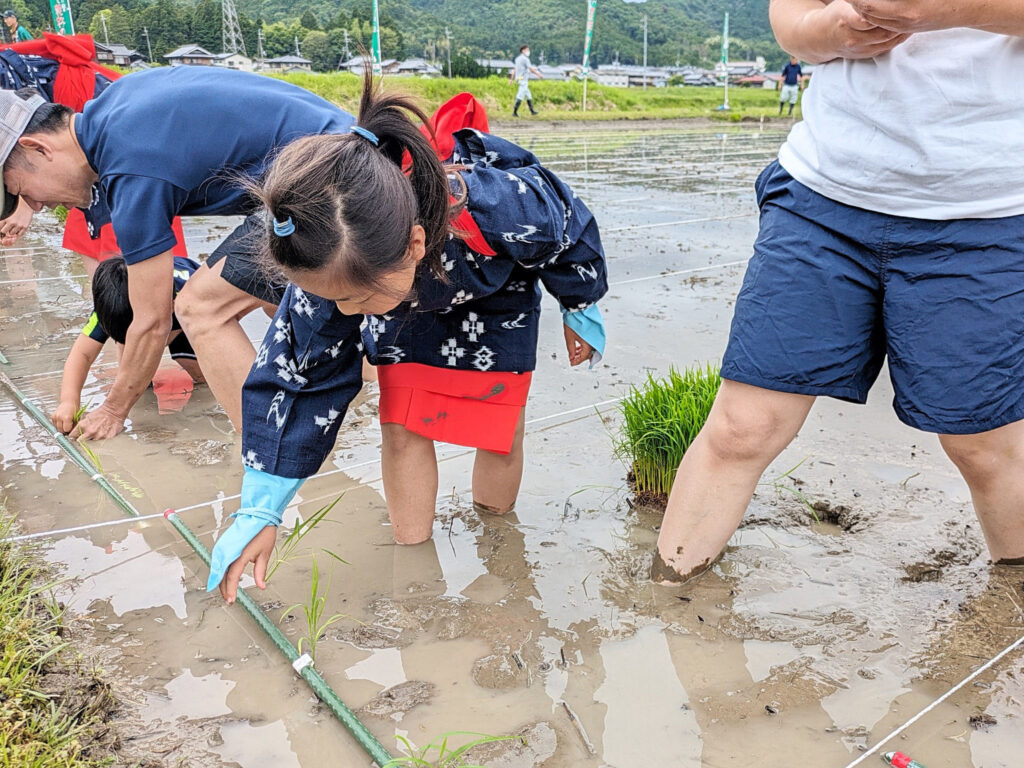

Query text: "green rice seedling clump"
[618, 364, 722, 505]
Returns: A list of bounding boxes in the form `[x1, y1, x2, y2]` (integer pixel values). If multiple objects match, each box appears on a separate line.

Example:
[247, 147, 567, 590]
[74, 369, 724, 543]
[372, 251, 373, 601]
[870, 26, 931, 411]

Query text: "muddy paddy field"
[1, 124, 1022, 767]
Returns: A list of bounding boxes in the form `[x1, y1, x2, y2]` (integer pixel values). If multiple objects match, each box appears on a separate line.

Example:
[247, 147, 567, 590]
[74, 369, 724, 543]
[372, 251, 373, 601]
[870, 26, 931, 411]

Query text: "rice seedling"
[281, 554, 349, 662]
[266, 495, 346, 582]
[382, 732, 522, 768]
[617, 364, 721, 506]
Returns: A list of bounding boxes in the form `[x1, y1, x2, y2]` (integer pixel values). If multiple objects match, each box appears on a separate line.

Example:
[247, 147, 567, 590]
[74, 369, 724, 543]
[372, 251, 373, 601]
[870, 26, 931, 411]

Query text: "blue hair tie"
[350, 125, 380, 146]
[273, 216, 295, 237]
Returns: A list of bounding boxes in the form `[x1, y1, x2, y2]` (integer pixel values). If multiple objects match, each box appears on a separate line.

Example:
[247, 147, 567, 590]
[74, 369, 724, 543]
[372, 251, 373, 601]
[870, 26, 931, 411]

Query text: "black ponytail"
[249, 64, 456, 295]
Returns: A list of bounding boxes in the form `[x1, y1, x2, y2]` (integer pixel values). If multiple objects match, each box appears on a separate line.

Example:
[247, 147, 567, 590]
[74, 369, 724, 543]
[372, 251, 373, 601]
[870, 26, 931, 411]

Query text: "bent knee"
[703, 406, 797, 465]
[940, 435, 1012, 486]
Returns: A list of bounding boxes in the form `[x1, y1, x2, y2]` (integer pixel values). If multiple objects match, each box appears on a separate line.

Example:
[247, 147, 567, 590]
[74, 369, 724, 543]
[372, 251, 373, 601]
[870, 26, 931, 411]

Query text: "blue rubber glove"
[206, 467, 305, 592]
[562, 303, 606, 368]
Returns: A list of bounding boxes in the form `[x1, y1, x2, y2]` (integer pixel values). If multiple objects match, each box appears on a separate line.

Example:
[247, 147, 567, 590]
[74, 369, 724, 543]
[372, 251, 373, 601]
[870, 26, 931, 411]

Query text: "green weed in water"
[281, 554, 349, 662]
[617, 364, 722, 504]
[382, 732, 522, 768]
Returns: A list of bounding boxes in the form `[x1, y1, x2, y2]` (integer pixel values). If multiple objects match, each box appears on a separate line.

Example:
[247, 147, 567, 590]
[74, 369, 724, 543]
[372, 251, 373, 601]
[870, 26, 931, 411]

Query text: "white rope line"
[842, 632, 1024, 767]
[602, 213, 751, 234]
[0, 273, 88, 285]
[3, 510, 171, 542]
[610, 258, 748, 287]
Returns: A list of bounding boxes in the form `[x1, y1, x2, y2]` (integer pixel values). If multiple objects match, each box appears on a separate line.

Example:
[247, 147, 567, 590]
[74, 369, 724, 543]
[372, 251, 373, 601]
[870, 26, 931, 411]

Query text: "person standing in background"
[511, 44, 543, 117]
[778, 55, 803, 116]
[3, 11, 32, 42]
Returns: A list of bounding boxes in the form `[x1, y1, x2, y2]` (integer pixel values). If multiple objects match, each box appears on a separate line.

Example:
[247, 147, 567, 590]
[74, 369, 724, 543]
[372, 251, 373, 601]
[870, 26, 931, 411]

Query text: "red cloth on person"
[378, 363, 531, 453]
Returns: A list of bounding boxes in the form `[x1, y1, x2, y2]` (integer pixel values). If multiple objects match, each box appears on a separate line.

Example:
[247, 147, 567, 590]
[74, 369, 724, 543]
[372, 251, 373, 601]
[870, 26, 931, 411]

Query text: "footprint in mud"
[901, 546, 979, 583]
[168, 439, 231, 467]
[358, 680, 436, 718]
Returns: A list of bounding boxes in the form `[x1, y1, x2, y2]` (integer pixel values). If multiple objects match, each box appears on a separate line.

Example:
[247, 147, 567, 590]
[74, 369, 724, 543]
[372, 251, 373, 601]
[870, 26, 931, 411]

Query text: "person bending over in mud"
[0, 68, 356, 439]
[207, 72, 608, 603]
[653, 0, 1024, 582]
[50, 256, 205, 434]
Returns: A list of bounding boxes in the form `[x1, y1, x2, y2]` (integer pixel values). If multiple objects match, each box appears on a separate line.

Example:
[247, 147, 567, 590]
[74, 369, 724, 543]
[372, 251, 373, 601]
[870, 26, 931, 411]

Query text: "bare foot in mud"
[650, 549, 717, 585]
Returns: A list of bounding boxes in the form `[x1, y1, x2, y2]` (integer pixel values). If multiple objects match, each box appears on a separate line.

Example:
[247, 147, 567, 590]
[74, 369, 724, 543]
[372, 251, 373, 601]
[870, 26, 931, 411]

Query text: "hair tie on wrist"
[350, 125, 380, 146]
[273, 216, 295, 237]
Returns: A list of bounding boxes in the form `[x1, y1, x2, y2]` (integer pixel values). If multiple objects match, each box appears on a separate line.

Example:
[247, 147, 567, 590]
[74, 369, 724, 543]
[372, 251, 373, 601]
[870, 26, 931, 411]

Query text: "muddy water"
[1, 125, 1022, 767]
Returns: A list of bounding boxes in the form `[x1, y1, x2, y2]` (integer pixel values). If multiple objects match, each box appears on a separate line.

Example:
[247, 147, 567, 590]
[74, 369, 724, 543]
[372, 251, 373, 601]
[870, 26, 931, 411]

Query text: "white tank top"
[778, 29, 1024, 219]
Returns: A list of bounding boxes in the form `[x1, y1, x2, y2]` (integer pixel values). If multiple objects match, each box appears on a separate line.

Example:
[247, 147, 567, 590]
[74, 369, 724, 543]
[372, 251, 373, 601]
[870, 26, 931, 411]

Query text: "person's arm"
[208, 285, 365, 602]
[51, 332, 104, 434]
[848, 0, 1024, 35]
[531, 66, 544, 78]
[0, 197, 34, 247]
[465, 153, 609, 366]
[77, 250, 174, 439]
[770, 0, 911, 64]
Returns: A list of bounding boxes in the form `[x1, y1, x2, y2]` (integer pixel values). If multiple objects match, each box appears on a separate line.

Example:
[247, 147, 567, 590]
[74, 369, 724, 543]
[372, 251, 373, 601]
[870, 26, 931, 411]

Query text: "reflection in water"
[595, 624, 701, 766]
[50, 530, 187, 618]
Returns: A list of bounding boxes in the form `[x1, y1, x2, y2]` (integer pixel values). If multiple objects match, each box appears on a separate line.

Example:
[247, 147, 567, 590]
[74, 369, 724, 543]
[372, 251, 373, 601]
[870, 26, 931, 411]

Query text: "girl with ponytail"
[208, 71, 608, 602]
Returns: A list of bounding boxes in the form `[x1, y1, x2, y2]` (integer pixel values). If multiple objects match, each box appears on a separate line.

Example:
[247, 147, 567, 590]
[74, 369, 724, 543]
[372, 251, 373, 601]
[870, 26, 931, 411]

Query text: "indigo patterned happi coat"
[241, 129, 608, 478]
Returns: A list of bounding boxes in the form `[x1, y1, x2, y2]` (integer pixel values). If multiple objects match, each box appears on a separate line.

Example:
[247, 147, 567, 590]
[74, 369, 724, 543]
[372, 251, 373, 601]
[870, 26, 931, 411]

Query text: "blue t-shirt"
[74, 67, 354, 265]
[782, 62, 802, 86]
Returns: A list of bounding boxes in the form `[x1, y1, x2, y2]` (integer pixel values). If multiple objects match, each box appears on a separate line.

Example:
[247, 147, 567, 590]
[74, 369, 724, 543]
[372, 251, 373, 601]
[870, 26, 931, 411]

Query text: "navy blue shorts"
[721, 161, 1024, 435]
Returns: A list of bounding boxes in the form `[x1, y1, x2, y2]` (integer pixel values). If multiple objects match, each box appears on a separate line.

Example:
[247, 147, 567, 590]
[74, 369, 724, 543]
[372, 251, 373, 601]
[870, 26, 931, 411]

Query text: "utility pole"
[642, 14, 648, 90]
[142, 26, 153, 62]
[444, 26, 452, 78]
[342, 29, 351, 62]
[256, 27, 265, 69]
[295, 35, 301, 57]
[99, 12, 109, 45]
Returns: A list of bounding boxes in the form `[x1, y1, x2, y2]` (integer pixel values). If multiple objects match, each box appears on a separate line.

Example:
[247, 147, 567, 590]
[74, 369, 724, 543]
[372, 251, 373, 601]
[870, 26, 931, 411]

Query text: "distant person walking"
[778, 55, 803, 116]
[511, 44, 542, 117]
[3, 11, 32, 42]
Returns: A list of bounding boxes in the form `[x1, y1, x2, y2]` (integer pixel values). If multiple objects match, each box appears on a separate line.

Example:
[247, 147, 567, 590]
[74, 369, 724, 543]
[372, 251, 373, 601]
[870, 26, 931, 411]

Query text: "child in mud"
[50, 256, 205, 435]
[207, 72, 608, 602]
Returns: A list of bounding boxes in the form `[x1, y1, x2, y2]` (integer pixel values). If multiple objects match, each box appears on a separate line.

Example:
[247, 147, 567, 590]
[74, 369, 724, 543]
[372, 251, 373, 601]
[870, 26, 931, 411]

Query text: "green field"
[277, 72, 797, 122]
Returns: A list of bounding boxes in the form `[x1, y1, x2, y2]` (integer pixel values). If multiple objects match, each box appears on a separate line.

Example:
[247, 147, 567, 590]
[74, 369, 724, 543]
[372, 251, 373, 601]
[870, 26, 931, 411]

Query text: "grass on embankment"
[277, 72, 796, 122]
[0, 510, 116, 767]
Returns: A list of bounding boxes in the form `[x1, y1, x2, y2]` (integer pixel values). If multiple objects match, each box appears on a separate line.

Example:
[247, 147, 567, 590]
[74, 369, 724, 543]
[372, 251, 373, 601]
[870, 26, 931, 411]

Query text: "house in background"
[264, 54, 313, 73]
[475, 57, 515, 76]
[339, 56, 399, 74]
[93, 41, 145, 67]
[394, 58, 442, 77]
[213, 51, 254, 71]
[164, 44, 217, 66]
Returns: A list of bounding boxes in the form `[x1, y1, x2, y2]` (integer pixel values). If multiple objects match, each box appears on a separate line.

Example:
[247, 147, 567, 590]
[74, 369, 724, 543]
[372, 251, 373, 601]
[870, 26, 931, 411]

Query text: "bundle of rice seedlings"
[617, 364, 721, 507]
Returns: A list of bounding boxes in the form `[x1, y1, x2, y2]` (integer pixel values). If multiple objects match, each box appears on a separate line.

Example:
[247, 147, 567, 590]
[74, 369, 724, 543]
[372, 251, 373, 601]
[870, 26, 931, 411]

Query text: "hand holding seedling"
[50, 401, 79, 434]
[217, 524, 277, 604]
[76, 403, 126, 440]
[564, 324, 594, 366]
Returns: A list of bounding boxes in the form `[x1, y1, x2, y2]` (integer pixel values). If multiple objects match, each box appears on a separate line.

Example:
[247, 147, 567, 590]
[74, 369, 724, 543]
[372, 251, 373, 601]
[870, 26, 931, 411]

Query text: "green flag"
[720, 12, 729, 65]
[371, 0, 382, 75]
[50, 0, 75, 35]
[581, 0, 597, 77]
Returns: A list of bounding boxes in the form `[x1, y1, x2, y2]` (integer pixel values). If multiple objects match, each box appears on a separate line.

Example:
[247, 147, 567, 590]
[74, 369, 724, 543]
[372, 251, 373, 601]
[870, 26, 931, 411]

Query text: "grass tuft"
[617, 364, 721, 505]
[382, 732, 522, 768]
[0, 509, 113, 767]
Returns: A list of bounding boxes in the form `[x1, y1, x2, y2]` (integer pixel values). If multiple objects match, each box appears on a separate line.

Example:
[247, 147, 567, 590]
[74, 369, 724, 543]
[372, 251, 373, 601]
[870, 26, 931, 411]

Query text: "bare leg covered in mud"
[174, 258, 277, 431]
[654, 380, 815, 583]
[939, 421, 1024, 564]
[382, 411, 527, 543]
[472, 410, 526, 516]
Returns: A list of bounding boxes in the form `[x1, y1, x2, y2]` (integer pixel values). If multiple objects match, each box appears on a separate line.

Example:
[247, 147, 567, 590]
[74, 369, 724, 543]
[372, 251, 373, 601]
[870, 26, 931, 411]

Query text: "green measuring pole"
[50, 0, 75, 35]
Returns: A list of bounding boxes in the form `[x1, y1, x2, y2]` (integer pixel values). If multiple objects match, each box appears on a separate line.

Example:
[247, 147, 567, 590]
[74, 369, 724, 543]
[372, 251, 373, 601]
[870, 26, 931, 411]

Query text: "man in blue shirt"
[0, 68, 354, 439]
[779, 56, 803, 116]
